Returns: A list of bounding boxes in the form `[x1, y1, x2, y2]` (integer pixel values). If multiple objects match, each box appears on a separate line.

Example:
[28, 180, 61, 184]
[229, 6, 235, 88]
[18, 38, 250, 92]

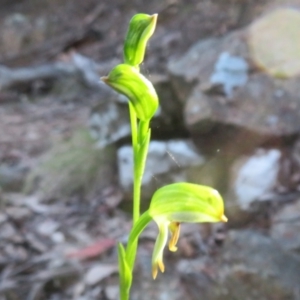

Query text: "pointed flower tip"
[152, 260, 165, 280]
[221, 215, 228, 222]
[151, 13, 158, 23]
[152, 268, 157, 280]
[100, 76, 108, 83]
[168, 244, 178, 252]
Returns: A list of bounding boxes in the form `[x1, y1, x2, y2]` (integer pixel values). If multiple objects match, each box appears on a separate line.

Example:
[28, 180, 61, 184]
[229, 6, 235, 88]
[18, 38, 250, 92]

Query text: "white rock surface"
[117, 139, 204, 189]
[210, 52, 248, 97]
[233, 148, 281, 210]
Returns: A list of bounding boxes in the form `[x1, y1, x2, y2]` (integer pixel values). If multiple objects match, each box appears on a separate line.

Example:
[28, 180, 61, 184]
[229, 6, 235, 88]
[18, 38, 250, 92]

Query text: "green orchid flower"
[101, 64, 158, 121]
[124, 13, 158, 67]
[126, 182, 227, 280]
[149, 183, 227, 279]
[148, 182, 227, 279]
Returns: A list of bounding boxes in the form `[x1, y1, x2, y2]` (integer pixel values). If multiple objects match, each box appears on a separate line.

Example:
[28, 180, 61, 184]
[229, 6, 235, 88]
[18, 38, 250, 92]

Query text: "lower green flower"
[148, 182, 227, 279]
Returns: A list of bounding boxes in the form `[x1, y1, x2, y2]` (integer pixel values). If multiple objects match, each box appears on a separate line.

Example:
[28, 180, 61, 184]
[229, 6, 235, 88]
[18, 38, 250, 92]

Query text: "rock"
[5, 206, 31, 221]
[226, 148, 281, 225]
[0, 212, 8, 224]
[84, 264, 118, 286]
[36, 219, 60, 237]
[4, 243, 28, 262]
[248, 8, 300, 78]
[168, 22, 300, 155]
[232, 148, 281, 209]
[187, 72, 300, 155]
[271, 198, 300, 253]
[167, 30, 250, 104]
[180, 230, 300, 300]
[237, 0, 300, 27]
[88, 100, 130, 148]
[210, 52, 249, 98]
[51, 231, 65, 244]
[105, 285, 119, 300]
[117, 139, 205, 199]
[0, 162, 29, 192]
[0, 222, 23, 243]
[216, 230, 300, 300]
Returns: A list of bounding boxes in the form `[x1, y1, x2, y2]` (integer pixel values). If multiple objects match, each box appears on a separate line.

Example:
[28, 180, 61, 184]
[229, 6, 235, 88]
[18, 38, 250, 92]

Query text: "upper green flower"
[123, 13, 158, 67]
[148, 182, 227, 279]
[101, 64, 159, 121]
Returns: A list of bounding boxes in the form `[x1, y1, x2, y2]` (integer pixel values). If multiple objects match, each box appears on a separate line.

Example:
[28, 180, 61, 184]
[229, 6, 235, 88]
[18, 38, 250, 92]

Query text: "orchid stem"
[128, 108, 151, 279]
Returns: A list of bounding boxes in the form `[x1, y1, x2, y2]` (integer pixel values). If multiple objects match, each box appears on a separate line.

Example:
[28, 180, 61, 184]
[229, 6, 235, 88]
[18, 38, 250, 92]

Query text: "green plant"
[101, 13, 227, 300]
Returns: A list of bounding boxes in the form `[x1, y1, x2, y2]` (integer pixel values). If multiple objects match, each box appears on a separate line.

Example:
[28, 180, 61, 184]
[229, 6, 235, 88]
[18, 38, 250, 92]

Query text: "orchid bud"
[124, 13, 158, 67]
[101, 64, 158, 121]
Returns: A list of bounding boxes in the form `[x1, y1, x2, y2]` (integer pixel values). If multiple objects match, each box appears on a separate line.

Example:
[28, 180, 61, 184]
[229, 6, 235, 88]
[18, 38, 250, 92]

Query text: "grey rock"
[181, 230, 300, 300]
[210, 52, 248, 98]
[271, 198, 300, 253]
[36, 219, 60, 237]
[0, 162, 28, 192]
[185, 72, 300, 151]
[0, 222, 23, 243]
[88, 101, 130, 148]
[225, 148, 281, 225]
[5, 206, 31, 221]
[232, 148, 281, 209]
[84, 264, 118, 286]
[217, 230, 300, 300]
[168, 30, 250, 103]
[168, 25, 300, 156]
[117, 139, 205, 199]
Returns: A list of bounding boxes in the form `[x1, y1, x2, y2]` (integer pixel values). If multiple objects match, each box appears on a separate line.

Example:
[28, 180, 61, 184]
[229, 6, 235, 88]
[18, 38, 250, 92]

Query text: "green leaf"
[124, 13, 158, 67]
[126, 211, 152, 270]
[101, 64, 159, 121]
[117, 243, 132, 300]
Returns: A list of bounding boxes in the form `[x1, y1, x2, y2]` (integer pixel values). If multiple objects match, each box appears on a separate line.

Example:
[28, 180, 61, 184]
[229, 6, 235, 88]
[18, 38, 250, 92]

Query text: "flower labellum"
[124, 13, 158, 67]
[101, 64, 158, 121]
[148, 182, 227, 279]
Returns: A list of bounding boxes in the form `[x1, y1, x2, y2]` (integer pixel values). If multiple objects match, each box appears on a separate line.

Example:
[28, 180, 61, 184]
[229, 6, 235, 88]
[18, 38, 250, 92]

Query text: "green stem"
[129, 102, 138, 155]
[127, 105, 151, 300]
[129, 102, 140, 225]
[126, 211, 152, 270]
[133, 119, 150, 224]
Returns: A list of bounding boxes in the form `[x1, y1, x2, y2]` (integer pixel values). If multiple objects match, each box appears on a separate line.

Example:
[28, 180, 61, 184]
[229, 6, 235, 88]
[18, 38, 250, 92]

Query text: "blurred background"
[1, 0, 300, 299]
